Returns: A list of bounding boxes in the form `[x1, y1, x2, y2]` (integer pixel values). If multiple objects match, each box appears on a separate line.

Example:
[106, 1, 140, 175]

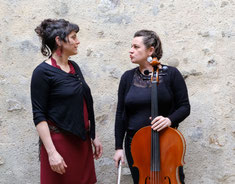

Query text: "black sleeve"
[168, 67, 190, 127]
[115, 72, 128, 150]
[30, 67, 50, 126]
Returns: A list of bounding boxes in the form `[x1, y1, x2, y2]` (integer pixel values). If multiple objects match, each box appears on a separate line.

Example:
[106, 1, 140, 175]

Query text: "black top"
[30, 61, 95, 140]
[115, 66, 190, 149]
[125, 85, 151, 130]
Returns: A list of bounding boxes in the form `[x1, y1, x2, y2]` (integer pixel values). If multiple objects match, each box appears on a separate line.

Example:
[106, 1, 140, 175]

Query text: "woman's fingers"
[113, 154, 121, 167]
[94, 145, 102, 159]
[49, 151, 67, 174]
[113, 150, 124, 168]
[121, 155, 125, 165]
[151, 116, 170, 131]
[152, 121, 164, 131]
[97, 144, 103, 158]
[151, 116, 163, 124]
[59, 163, 66, 174]
[51, 161, 66, 174]
[151, 116, 164, 127]
[114, 158, 119, 168]
[51, 165, 56, 172]
[154, 121, 166, 131]
[55, 166, 63, 175]
[63, 160, 68, 168]
[92, 137, 103, 160]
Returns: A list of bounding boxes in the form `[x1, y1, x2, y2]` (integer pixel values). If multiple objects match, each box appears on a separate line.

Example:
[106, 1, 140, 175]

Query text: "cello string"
[151, 129, 152, 184]
[152, 130, 154, 184]
[156, 131, 158, 183]
[152, 129, 154, 184]
[154, 131, 156, 183]
[154, 130, 156, 183]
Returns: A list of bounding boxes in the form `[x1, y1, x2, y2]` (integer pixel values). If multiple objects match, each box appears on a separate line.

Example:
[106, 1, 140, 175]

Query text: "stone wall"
[0, 0, 234, 183]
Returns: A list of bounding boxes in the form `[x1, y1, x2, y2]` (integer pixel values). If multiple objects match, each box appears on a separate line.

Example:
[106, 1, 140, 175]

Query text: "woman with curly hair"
[31, 19, 102, 184]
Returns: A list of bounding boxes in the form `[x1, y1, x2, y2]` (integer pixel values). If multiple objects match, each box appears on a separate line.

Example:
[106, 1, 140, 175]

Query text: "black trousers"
[125, 132, 185, 184]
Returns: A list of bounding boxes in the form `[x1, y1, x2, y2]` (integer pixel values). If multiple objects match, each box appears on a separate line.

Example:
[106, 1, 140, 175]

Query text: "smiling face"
[61, 31, 80, 56]
[129, 36, 153, 65]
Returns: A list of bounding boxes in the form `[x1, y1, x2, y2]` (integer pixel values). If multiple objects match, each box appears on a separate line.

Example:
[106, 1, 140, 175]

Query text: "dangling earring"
[56, 47, 62, 57]
[147, 56, 152, 63]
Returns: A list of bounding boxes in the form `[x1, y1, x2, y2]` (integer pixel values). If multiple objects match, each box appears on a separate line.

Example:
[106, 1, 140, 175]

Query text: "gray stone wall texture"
[0, 0, 234, 183]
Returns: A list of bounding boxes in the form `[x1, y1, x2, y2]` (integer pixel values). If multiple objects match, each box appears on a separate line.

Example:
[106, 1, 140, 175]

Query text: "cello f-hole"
[145, 176, 150, 184]
[164, 176, 171, 184]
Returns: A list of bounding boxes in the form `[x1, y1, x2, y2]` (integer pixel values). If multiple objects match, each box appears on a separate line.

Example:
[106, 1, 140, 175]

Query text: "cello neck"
[150, 58, 161, 119]
[151, 74, 158, 119]
[151, 65, 161, 172]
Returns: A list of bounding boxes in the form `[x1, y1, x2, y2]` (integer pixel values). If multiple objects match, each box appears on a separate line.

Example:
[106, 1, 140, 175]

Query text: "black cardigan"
[31, 60, 95, 140]
[115, 66, 190, 149]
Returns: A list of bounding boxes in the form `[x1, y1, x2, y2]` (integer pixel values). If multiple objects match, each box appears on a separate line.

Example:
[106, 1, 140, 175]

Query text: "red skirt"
[40, 132, 97, 184]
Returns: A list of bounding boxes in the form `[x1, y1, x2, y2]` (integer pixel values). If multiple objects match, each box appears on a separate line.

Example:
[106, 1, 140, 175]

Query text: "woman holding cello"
[113, 30, 190, 184]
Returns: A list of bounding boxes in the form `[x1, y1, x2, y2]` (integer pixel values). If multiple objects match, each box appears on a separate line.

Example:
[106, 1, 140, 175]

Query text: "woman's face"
[61, 31, 80, 56]
[129, 36, 150, 65]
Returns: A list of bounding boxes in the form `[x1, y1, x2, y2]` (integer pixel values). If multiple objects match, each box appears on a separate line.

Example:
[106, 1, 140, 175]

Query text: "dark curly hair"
[35, 19, 79, 57]
[134, 30, 163, 60]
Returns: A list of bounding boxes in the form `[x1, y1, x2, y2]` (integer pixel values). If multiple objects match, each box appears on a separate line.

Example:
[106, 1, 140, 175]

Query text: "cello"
[131, 58, 186, 184]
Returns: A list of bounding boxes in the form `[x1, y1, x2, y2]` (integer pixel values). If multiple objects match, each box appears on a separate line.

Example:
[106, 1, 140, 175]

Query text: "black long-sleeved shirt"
[115, 66, 190, 149]
[30, 61, 95, 140]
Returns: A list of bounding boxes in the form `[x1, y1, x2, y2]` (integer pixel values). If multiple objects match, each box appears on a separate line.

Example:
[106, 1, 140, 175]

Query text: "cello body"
[131, 126, 186, 184]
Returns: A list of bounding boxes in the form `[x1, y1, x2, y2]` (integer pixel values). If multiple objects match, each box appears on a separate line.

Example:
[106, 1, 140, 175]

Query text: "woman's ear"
[55, 36, 61, 47]
[148, 46, 155, 56]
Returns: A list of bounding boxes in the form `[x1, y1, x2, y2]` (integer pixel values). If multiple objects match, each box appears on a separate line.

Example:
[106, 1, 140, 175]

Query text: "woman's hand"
[151, 116, 172, 132]
[48, 150, 67, 175]
[92, 137, 103, 160]
[113, 149, 125, 168]
[36, 122, 67, 175]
